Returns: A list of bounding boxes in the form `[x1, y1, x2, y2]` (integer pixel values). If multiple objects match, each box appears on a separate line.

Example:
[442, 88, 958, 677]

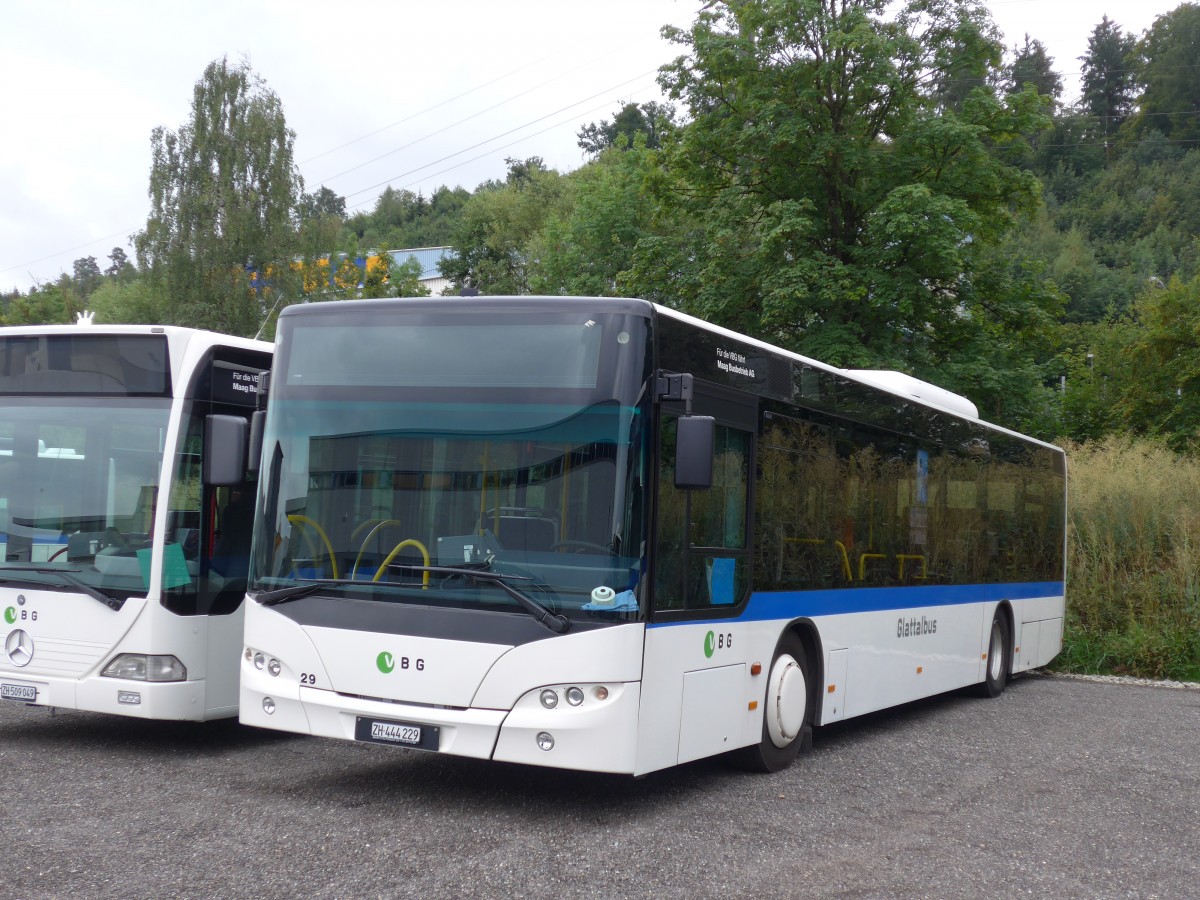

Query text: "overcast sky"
[0, 0, 1185, 294]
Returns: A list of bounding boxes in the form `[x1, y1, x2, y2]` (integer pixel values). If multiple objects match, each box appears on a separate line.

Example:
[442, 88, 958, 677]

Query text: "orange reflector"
[748, 701, 758, 710]
[916, 666, 923, 674]
[827, 684, 836, 693]
[981, 652, 988, 660]
[750, 663, 762, 676]
[1014, 646, 1020, 653]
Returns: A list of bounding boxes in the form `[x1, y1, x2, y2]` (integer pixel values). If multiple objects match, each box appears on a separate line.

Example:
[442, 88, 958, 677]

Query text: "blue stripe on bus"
[647, 582, 1064, 627]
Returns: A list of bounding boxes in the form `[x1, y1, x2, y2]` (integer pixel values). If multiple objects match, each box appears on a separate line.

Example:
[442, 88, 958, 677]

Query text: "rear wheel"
[976, 610, 1011, 698]
[728, 632, 813, 772]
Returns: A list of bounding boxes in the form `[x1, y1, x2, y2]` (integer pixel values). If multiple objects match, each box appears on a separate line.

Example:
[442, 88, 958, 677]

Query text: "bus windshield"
[0, 397, 170, 599]
[250, 309, 652, 623]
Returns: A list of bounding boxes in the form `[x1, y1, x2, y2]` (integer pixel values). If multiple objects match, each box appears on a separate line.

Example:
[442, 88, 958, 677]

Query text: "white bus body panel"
[636, 587, 1065, 774]
[240, 600, 646, 773]
[0, 589, 243, 720]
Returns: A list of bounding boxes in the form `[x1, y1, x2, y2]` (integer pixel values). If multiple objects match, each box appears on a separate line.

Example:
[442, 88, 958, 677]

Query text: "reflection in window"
[654, 418, 750, 611]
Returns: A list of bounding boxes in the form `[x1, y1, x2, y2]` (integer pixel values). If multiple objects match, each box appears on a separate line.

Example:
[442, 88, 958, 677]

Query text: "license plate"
[354, 716, 439, 751]
[1, 683, 37, 702]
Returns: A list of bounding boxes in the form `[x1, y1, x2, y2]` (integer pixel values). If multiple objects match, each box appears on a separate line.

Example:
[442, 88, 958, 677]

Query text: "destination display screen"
[0, 334, 170, 396]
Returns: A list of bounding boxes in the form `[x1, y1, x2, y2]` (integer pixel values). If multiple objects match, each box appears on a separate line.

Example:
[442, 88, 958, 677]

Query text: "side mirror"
[675, 415, 715, 490]
[246, 409, 267, 476]
[203, 414, 247, 486]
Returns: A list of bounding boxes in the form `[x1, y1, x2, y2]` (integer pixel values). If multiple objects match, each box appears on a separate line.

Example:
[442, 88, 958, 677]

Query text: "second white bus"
[0, 324, 271, 720]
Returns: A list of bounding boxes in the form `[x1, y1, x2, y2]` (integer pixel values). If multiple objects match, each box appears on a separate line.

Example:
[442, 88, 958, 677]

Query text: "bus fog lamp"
[536, 732, 554, 751]
[565, 686, 585, 706]
[262, 697, 276, 715]
[539, 689, 558, 709]
[267, 658, 281, 677]
[101, 654, 186, 682]
[253, 652, 266, 670]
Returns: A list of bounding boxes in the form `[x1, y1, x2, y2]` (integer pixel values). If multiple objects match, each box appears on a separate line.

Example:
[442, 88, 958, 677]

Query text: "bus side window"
[654, 417, 750, 611]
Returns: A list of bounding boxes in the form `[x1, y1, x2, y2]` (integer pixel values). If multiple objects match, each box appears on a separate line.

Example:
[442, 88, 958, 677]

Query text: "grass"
[1054, 436, 1200, 681]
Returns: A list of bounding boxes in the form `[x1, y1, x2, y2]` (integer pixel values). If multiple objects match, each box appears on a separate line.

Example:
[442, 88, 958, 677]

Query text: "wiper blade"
[253, 577, 415, 606]
[0, 567, 124, 611]
[253, 579, 359, 606]
[392, 564, 570, 634]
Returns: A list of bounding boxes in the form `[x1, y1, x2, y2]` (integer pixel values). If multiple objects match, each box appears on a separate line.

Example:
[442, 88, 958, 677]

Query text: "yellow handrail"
[897, 554, 927, 580]
[350, 519, 404, 579]
[834, 541, 854, 582]
[780, 536, 855, 582]
[373, 538, 431, 588]
[287, 514, 339, 579]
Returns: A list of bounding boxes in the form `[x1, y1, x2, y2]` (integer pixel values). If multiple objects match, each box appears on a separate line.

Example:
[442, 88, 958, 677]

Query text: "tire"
[728, 632, 813, 773]
[976, 610, 1011, 698]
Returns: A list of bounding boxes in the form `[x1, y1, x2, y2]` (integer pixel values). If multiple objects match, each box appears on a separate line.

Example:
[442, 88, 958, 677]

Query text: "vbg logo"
[3, 607, 15, 625]
[703, 630, 733, 659]
[375, 650, 425, 673]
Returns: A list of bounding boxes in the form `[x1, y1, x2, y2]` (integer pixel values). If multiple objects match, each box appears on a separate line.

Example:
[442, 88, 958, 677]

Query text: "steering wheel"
[549, 539, 613, 555]
[48, 546, 70, 562]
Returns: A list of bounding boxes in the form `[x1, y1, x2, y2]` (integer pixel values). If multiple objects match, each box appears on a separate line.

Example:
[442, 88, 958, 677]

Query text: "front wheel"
[976, 610, 1011, 698]
[728, 632, 813, 772]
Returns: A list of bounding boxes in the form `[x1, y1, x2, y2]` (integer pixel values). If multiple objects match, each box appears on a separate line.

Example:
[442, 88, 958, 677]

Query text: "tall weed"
[1058, 436, 1200, 680]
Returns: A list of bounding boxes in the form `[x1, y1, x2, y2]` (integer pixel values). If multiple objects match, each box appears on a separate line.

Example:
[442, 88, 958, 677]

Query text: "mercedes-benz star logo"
[5, 629, 33, 667]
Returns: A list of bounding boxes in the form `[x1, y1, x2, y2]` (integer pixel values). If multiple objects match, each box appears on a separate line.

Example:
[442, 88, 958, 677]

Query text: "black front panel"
[264, 593, 611, 645]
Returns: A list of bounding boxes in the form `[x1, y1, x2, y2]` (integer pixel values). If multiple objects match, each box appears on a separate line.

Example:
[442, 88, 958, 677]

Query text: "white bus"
[0, 324, 271, 720]
[240, 298, 1065, 774]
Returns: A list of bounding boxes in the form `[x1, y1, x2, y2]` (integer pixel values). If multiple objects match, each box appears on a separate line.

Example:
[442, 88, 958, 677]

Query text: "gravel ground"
[2, 672, 1198, 899]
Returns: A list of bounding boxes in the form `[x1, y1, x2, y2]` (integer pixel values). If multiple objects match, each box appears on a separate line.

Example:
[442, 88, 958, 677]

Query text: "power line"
[344, 86, 659, 214]
[312, 56, 623, 187]
[299, 54, 558, 166]
[339, 70, 659, 203]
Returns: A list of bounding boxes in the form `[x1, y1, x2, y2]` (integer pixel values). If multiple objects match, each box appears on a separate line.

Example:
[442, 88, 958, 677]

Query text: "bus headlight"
[539, 689, 558, 709]
[245, 647, 283, 677]
[101, 654, 187, 682]
[565, 686, 585, 706]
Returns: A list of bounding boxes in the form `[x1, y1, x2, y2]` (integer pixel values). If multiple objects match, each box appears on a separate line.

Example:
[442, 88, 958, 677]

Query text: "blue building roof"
[388, 246, 453, 280]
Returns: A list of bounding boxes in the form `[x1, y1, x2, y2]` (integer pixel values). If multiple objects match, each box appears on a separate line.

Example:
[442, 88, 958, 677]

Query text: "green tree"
[134, 57, 303, 336]
[1005, 35, 1063, 106]
[440, 158, 570, 294]
[2, 278, 76, 325]
[72, 256, 102, 300]
[1079, 16, 1137, 143]
[87, 278, 168, 325]
[577, 102, 677, 155]
[387, 255, 430, 298]
[528, 140, 665, 296]
[300, 186, 346, 221]
[1120, 274, 1200, 447]
[1133, 4, 1200, 147]
[642, 0, 1053, 425]
[105, 247, 135, 281]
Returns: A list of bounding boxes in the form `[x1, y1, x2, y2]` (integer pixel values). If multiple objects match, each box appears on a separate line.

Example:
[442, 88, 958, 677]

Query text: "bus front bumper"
[0, 669, 210, 720]
[240, 675, 642, 774]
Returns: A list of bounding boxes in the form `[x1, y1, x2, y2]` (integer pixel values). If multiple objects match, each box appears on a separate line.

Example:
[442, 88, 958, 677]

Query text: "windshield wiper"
[0, 567, 124, 611]
[392, 564, 571, 634]
[253, 579, 363, 606]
